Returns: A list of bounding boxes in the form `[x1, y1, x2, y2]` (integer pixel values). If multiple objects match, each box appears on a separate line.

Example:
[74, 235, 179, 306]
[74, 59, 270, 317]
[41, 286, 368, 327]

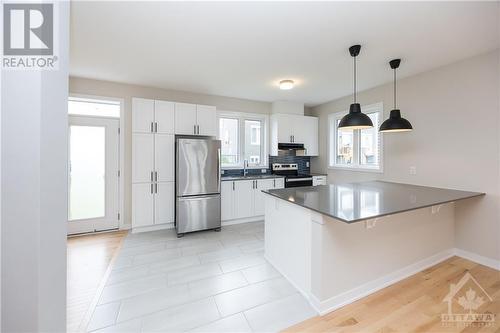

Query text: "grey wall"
[310, 50, 500, 261]
[69, 77, 272, 227]
[1, 3, 69, 331]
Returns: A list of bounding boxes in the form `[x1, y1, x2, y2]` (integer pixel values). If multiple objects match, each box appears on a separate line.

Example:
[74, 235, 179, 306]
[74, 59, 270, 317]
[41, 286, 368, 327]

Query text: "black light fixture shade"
[379, 59, 413, 133]
[338, 45, 374, 130]
[338, 103, 374, 129]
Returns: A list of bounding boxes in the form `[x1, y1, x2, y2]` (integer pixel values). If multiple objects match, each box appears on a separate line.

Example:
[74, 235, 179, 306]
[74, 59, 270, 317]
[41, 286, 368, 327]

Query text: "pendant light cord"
[393, 67, 397, 109]
[353, 55, 357, 103]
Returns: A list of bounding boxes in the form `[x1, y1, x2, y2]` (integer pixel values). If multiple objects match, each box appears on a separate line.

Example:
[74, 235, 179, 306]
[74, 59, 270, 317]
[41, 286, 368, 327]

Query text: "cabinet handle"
[273, 179, 276, 188]
[194, 124, 196, 134]
[155, 122, 158, 133]
[151, 183, 153, 194]
[197, 125, 200, 135]
[150, 171, 154, 182]
[232, 181, 235, 191]
[155, 183, 158, 194]
[155, 171, 158, 182]
[151, 122, 154, 133]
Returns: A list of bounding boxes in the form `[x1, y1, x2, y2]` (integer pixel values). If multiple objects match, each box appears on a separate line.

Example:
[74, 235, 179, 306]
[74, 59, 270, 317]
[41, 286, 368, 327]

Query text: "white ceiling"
[70, 1, 499, 106]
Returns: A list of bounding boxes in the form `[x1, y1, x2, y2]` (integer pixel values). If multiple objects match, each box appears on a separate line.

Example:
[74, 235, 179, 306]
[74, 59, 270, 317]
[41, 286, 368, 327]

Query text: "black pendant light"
[379, 59, 413, 133]
[338, 45, 373, 130]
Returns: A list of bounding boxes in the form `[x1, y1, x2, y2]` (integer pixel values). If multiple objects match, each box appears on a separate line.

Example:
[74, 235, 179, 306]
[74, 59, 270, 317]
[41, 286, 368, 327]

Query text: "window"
[218, 112, 267, 168]
[219, 118, 239, 166]
[329, 103, 383, 171]
[68, 97, 120, 118]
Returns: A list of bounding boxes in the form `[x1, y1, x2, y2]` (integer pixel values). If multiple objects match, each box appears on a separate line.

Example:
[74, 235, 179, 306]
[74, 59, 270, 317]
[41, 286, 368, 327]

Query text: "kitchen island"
[262, 181, 484, 314]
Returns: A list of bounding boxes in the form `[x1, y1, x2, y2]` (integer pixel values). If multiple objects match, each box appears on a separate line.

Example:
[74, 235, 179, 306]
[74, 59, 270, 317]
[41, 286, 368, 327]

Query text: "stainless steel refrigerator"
[175, 137, 221, 236]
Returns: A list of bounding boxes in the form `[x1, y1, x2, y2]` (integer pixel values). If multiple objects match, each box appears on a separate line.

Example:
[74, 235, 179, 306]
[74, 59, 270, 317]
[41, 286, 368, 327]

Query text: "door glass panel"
[69, 125, 106, 220]
[68, 98, 120, 118]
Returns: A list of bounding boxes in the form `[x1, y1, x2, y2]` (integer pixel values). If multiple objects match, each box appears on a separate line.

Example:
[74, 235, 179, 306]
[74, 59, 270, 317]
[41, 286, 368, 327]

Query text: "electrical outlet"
[409, 166, 417, 175]
[261, 169, 266, 173]
[221, 170, 225, 175]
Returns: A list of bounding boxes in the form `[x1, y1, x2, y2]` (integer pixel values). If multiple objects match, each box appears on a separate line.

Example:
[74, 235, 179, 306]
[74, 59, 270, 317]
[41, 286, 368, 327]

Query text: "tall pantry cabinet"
[132, 98, 175, 229]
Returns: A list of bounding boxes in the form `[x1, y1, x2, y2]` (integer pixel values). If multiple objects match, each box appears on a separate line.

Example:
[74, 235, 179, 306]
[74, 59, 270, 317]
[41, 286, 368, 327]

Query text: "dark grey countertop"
[263, 181, 485, 223]
[221, 174, 285, 181]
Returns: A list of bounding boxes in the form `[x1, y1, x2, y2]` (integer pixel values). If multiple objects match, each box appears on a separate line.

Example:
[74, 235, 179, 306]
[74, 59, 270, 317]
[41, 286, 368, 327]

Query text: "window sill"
[328, 165, 383, 174]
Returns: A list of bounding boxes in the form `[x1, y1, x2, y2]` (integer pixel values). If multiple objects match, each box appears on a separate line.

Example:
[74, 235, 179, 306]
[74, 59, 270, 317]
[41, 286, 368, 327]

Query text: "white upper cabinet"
[132, 98, 154, 133]
[270, 114, 319, 156]
[297, 116, 319, 156]
[196, 105, 217, 136]
[132, 133, 154, 183]
[154, 100, 175, 134]
[154, 134, 174, 182]
[175, 103, 197, 135]
[174, 103, 217, 136]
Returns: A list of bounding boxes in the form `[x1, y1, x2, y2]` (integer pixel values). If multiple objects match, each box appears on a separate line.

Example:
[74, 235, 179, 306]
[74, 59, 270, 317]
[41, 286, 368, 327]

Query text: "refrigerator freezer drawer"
[176, 194, 221, 234]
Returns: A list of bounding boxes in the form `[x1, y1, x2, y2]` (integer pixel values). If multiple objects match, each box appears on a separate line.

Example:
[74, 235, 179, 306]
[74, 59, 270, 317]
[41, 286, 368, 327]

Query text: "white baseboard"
[222, 216, 263, 226]
[131, 223, 174, 234]
[454, 248, 500, 270]
[306, 249, 455, 315]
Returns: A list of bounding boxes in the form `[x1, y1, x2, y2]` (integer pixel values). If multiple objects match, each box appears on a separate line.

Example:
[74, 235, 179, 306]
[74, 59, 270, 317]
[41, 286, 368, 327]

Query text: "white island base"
[264, 194, 455, 315]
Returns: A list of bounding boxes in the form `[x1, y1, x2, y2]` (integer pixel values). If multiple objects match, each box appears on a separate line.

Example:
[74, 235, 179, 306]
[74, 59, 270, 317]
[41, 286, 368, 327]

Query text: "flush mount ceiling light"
[279, 80, 294, 90]
[379, 59, 413, 133]
[338, 45, 373, 130]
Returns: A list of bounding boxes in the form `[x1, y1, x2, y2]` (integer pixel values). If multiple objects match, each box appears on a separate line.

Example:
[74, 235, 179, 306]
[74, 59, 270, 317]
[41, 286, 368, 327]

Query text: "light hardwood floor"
[286, 256, 500, 333]
[67, 230, 128, 332]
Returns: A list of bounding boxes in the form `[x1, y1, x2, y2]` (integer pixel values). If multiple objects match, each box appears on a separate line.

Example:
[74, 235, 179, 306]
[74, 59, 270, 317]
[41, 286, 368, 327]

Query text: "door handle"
[151, 122, 154, 133]
[154, 122, 158, 133]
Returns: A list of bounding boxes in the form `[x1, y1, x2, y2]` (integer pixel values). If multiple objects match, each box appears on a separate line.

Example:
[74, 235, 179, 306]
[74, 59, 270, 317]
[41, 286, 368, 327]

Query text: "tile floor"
[87, 222, 317, 332]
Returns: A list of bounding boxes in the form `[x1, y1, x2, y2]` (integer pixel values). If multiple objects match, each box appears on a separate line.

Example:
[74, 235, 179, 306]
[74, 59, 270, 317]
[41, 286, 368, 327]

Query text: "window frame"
[217, 111, 268, 169]
[328, 102, 384, 173]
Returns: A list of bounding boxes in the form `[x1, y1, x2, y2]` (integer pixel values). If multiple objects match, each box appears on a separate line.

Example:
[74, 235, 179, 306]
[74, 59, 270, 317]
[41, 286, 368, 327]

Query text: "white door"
[233, 180, 254, 219]
[221, 181, 234, 221]
[175, 103, 197, 135]
[276, 114, 294, 143]
[154, 182, 174, 225]
[132, 183, 154, 227]
[132, 98, 154, 133]
[254, 179, 275, 216]
[197, 105, 217, 136]
[154, 100, 175, 134]
[154, 134, 174, 182]
[132, 133, 155, 183]
[68, 116, 120, 234]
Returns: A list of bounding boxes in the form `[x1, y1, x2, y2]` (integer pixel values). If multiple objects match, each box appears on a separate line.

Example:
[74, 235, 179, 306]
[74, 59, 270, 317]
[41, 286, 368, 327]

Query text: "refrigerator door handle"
[217, 148, 221, 192]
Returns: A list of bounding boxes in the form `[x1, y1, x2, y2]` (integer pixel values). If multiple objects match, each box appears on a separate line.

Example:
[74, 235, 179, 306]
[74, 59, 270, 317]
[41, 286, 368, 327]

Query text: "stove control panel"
[272, 163, 298, 171]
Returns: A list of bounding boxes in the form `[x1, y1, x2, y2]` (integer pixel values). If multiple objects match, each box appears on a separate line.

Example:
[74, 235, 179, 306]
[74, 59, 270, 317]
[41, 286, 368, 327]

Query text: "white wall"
[310, 50, 500, 261]
[1, 2, 69, 331]
[69, 77, 272, 227]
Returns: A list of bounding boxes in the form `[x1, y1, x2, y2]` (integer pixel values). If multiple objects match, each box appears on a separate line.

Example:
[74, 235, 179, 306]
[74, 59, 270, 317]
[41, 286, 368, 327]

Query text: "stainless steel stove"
[272, 163, 313, 188]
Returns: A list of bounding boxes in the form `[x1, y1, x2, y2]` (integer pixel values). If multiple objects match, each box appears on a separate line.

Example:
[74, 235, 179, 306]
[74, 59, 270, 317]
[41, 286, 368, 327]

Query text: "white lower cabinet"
[132, 181, 174, 228]
[132, 183, 154, 228]
[221, 178, 284, 223]
[154, 182, 175, 225]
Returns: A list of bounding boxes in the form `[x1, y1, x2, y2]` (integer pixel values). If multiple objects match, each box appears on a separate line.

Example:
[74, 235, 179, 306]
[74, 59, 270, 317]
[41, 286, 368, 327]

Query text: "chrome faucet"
[243, 159, 249, 177]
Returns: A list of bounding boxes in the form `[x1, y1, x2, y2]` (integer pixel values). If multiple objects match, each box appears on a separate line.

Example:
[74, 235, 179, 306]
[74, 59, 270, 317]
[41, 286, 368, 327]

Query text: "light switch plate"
[221, 170, 225, 175]
[409, 166, 417, 175]
[306, 162, 310, 167]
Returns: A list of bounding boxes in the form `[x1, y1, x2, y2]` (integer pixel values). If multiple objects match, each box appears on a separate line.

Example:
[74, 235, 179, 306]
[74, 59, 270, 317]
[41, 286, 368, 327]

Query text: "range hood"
[278, 143, 306, 156]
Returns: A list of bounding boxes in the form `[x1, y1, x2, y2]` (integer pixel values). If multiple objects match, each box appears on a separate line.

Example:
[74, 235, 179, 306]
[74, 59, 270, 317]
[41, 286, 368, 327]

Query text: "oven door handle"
[286, 177, 313, 182]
